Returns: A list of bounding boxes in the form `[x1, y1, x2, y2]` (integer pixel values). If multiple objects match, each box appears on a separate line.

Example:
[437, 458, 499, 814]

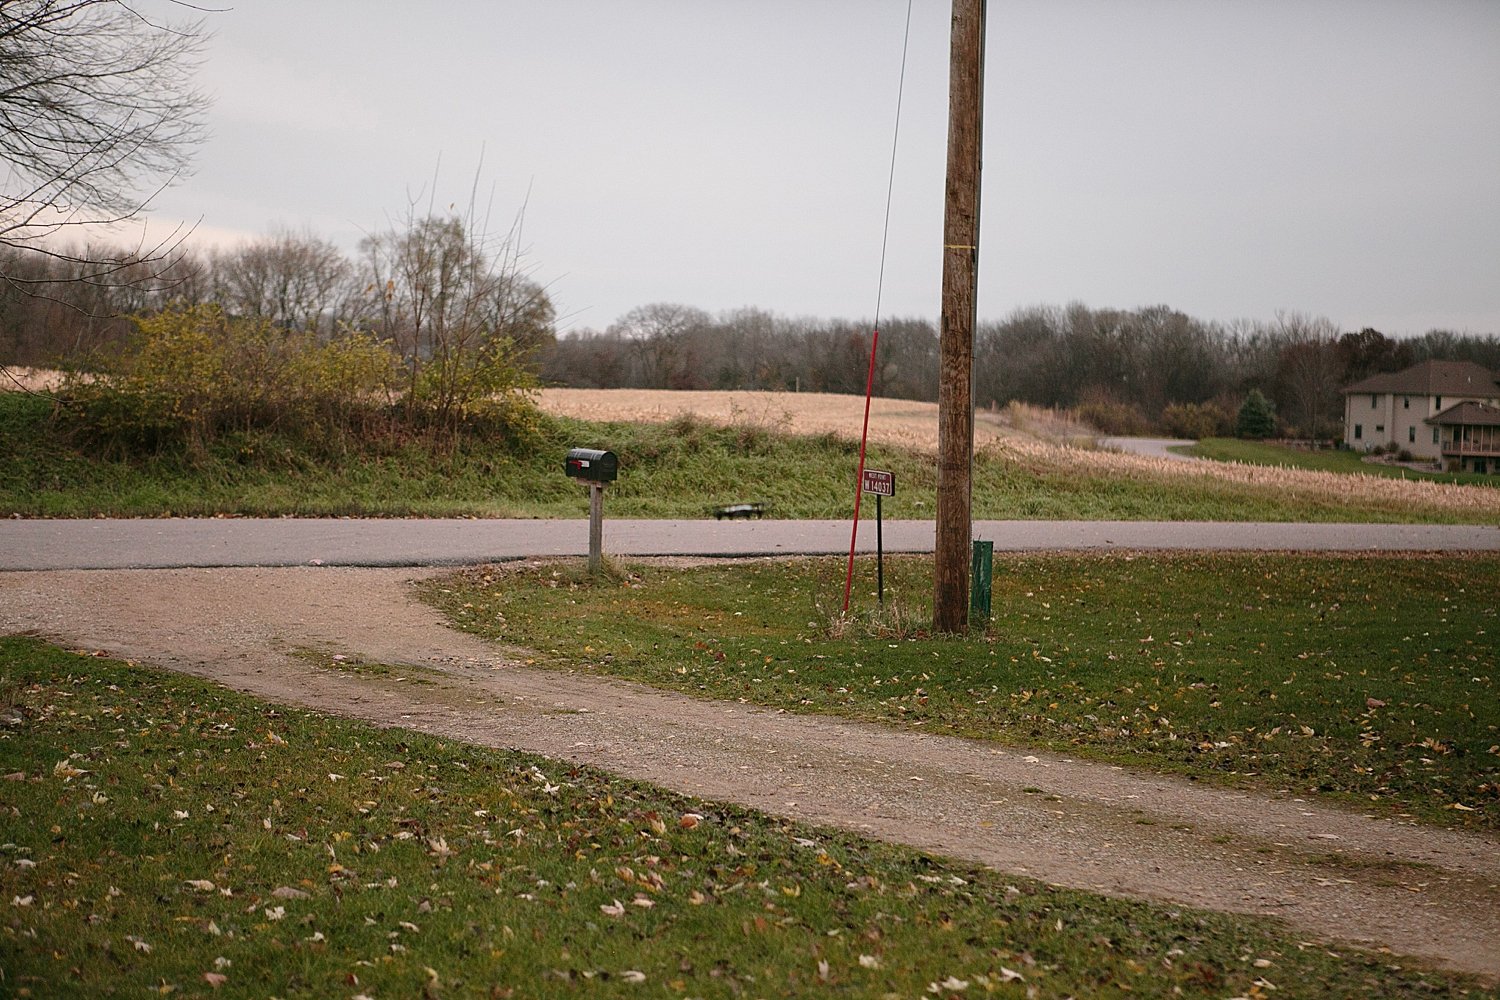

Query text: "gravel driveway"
[1098, 436, 1200, 460]
[3, 564, 1497, 978]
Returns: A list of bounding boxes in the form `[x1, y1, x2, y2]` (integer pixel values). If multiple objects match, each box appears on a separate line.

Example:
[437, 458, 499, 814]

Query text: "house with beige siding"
[1427, 401, 1500, 474]
[1342, 360, 1500, 460]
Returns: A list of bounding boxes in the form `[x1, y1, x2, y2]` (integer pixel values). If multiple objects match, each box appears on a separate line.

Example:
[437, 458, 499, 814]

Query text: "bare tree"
[359, 198, 554, 428]
[540, 327, 630, 388]
[1337, 327, 1412, 383]
[872, 317, 938, 400]
[608, 302, 711, 388]
[0, 0, 208, 292]
[209, 230, 357, 335]
[1271, 311, 1343, 439]
[0, 236, 195, 364]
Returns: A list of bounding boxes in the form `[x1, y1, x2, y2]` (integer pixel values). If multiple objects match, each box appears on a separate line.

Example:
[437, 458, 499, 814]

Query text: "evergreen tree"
[1236, 389, 1276, 439]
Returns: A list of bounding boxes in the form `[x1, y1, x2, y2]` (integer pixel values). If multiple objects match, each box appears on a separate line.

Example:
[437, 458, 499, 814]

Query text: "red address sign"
[861, 469, 895, 496]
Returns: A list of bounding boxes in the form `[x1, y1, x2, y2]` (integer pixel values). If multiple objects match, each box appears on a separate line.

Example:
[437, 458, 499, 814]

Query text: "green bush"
[1073, 387, 1153, 435]
[58, 304, 540, 458]
[60, 305, 392, 454]
[1161, 400, 1234, 439]
[406, 334, 539, 435]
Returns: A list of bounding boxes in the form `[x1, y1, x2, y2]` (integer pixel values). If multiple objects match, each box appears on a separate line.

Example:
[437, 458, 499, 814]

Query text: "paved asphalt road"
[3, 518, 1498, 570]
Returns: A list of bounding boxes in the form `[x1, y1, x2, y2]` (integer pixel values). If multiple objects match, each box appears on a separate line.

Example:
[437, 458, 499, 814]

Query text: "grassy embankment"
[4, 392, 1497, 522]
[1184, 437, 1497, 485]
[426, 553, 1499, 832]
[3, 636, 1494, 998]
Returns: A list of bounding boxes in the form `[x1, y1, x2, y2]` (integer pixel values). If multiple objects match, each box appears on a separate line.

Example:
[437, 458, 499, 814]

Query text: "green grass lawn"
[426, 553, 1499, 831]
[4, 392, 1497, 522]
[2, 637, 1495, 999]
[1183, 438, 1497, 486]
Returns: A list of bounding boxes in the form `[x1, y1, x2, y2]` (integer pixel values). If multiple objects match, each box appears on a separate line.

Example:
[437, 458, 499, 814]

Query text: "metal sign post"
[861, 470, 896, 605]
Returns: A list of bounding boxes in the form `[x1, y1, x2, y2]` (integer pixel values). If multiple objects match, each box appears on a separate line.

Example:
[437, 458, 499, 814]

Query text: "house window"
[1408, 427, 1416, 443]
[1433, 427, 1439, 445]
[1354, 424, 1363, 440]
[1403, 397, 1410, 409]
[1371, 395, 1378, 408]
[1435, 396, 1443, 410]
[1375, 425, 1384, 433]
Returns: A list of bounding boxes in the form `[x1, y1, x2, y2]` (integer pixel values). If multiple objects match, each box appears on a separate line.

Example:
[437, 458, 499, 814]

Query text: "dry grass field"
[9, 369, 1496, 518]
[0, 366, 62, 392]
[537, 387, 1091, 451]
[540, 387, 1500, 519]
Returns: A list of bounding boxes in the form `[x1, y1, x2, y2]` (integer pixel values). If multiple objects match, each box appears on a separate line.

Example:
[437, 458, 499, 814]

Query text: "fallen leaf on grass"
[202, 972, 227, 988]
[600, 899, 626, 917]
[271, 886, 310, 899]
[185, 880, 216, 892]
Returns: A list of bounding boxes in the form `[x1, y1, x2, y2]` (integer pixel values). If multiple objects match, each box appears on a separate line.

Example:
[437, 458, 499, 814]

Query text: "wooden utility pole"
[934, 0, 986, 633]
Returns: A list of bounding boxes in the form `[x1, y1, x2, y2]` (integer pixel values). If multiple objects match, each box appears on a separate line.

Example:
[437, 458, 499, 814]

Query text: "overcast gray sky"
[137, 0, 1500, 337]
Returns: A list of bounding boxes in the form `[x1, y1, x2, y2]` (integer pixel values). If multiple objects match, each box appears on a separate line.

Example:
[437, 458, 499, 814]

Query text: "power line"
[843, 0, 916, 613]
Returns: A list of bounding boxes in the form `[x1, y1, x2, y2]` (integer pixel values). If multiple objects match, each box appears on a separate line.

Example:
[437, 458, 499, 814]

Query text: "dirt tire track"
[3, 565, 1498, 979]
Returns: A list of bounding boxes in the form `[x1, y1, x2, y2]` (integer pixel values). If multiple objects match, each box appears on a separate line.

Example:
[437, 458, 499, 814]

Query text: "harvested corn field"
[536, 388, 1090, 452]
[538, 388, 1500, 521]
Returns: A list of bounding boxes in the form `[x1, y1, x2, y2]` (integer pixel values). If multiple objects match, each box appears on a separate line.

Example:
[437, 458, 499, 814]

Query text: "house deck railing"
[1441, 426, 1500, 458]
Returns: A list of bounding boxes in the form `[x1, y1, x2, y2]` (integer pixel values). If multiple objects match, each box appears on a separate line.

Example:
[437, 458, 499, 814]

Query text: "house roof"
[1342, 359, 1500, 397]
[1426, 401, 1500, 427]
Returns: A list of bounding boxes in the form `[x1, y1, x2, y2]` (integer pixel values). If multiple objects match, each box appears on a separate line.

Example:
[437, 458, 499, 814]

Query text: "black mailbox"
[564, 448, 618, 483]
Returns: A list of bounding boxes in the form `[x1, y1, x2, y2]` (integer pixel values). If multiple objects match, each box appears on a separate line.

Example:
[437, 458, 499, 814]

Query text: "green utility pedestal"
[970, 540, 993, 623]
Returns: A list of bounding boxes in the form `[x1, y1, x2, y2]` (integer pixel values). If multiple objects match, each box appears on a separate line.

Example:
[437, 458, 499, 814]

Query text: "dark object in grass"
[714, 501, 766, 520]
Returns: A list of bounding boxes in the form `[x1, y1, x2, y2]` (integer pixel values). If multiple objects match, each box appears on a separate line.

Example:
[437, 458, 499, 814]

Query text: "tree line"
[541, 301, 1500, 439]
[7, 227, 1499, 440]
[6, 4, 1499, 443]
